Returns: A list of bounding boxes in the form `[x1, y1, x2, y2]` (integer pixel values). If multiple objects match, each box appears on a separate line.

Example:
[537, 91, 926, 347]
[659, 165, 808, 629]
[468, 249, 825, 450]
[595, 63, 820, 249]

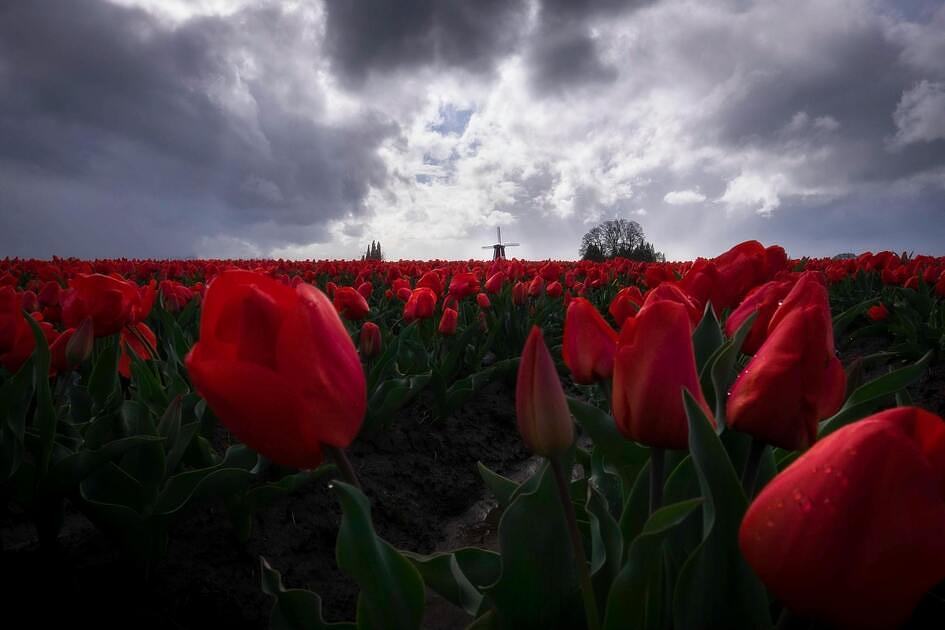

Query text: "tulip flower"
[476, 293, 491, 310]
[119, 322, 157, 379]
[512, 281, 527, 305]
[332, 286, 371, 321]
[484, 271, 506, 294]
[612, 299, 713, 450]
[438, 307, 459, 336]
[403, 287, 437, 322]
[725, 279, 795, 355]
[727, 273, 845, 451]
[417, 270, 443, 296]
[357, 281, 373, 300]
[562, 298, 618, 385]
[49, 328, 76, 374]
[185, 270, 366, 469]
[546, 281, 563, 298]
[641, 282, 701, 329]
[516, 326, 573, 458]
[0, 286, 19, 355]
[61, 273, 147, 337]
[608, 285, 643, 328]
[448, 272, 480, 300]
[740, 407, 945, 629]
[866, 303, 889, 321]
[527, 276, 544, 297]
[65, 316, 95, 367]
[359, 322, 382, 358]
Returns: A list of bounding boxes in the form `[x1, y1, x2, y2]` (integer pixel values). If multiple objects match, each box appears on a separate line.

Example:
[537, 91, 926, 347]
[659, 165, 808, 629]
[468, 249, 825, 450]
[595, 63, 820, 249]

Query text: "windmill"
[482, 227, 520, 260]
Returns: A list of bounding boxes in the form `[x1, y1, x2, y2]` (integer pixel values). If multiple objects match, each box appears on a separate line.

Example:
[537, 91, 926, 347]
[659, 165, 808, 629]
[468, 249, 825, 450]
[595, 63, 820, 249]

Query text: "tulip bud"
[546, 281, 563, 298]
[359, 322, 382, 358]
[562, 298, 618, 385]
[357, 281, 373, 300]
[516, 326, 574, 457]
[485, 271, 506, 294]
[66, 317, 95, 366]
[476, 292, 491, 310]
[512, 281, 527, 305]
[867, 303, 889, 321]
[438, 307, 458, 335]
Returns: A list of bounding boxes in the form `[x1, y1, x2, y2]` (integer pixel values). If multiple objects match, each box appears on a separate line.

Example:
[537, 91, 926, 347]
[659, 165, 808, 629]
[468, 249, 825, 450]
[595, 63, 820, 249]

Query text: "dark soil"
[0, 379, 534, 629]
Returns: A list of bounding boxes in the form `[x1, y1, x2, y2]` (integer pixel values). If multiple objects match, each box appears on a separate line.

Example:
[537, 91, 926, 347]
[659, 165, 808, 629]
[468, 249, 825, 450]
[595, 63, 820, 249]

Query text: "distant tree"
[362, 240, 384, 261]
[579, 218, 664, 262]
[833, 252, 856, 260]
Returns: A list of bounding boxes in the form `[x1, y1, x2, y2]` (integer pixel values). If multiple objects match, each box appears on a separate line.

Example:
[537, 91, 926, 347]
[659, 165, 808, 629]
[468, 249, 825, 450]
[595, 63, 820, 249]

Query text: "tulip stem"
[741, 439, 767, 499]
[324, 445, 362, 491]
[649, 448, 665, 515]
[550, 458, 600, 630]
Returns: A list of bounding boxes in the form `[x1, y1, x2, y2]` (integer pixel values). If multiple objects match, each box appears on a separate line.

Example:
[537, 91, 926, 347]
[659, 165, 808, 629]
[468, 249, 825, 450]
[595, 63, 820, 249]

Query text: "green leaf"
[483, 463, 584, 629]
[477, 462, 518, 510]
[586, 483, 623, 611]
[0, 357, 35, 480]
[119, 401, 166, 506]
[672, 391, 770, 629]
[692, 302, 725, 373]
[25, 314, 56, 474]
[403, 548, 501, 616]
[819, 350, 932, 437]
[153, 446, 257, 516]
[704, 310, 757, 427]
[261, 557, 355, 629]
[832, 295, 879, 339]
[88, 337, 121, 412]
[42, 435, 164, 494]
[602, 498, 702, 630]
[568, 397, 650, 495]
[332, 481, 425, 630]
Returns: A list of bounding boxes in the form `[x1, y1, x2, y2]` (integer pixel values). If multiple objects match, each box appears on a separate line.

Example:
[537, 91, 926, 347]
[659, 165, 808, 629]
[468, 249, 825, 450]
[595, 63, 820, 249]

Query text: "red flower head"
[185, 270, 366, 469]
[562, 298, 618, 385]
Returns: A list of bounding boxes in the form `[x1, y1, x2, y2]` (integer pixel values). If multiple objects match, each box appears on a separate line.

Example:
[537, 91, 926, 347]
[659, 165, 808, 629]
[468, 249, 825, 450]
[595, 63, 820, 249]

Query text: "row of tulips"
[1, 241, 944, 629]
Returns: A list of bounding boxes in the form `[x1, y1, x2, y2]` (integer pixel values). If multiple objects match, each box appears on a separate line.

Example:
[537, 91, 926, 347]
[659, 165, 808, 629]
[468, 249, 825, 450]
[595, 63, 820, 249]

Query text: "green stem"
[741, 438, 767, 499]
[324, 444, 362, 491]
[550, 458, 600, 630]
[649, 448, 665, 515]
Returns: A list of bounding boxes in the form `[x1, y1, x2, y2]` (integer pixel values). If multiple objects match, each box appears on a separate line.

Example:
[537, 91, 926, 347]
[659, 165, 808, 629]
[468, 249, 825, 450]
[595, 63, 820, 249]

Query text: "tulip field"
[2, 242, 945, 629]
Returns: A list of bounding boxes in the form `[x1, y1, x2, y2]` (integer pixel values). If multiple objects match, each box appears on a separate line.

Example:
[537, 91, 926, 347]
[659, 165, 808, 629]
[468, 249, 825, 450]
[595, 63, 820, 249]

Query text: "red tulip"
[516, 326, 574, 457]
[512, 281, 527, 305]
[357, 281, 373, 300]
[866, 303, 889, 321]
[545, 281, 563, 298]
[0, 286, 19, 355]
[119, 322, 157, 379]
[333, 286, 370, 321]
[185, 270, 366, 469]
[725, 279, 795, 355]
[740, 407, 945, 629]
[562, 298, 618, 385]
[403, 287, 437, 322]
[641, 282, 701, 328]
[61, 273, 145, 337]
[485, 271, 506, 294]
[608, 286, 643, 328]
[527, 276, 544, 297]
[612, 300, 714, 449]
[448, 272, 480, 300]
[359, 322, 382, 358]
[417, 270, 443, 296]
[476, 293, 491, 310]
[727, 273, 845, 450]
[49, 328, 75, 373]
[438, 307, 459, 335]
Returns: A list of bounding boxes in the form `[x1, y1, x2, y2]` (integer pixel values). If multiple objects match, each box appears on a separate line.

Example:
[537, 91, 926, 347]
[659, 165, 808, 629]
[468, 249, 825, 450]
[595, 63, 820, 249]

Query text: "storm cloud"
[1, 0, 943, 260]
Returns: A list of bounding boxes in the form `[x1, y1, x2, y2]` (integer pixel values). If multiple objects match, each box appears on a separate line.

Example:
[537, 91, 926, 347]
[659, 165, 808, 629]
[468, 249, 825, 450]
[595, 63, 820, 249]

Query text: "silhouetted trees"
[362, 240, 384, 261]
[579, 218, 664, 262]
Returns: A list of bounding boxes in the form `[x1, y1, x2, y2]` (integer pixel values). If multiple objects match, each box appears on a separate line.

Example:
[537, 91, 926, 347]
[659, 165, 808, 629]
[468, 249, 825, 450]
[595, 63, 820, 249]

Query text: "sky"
[1, 0, 944, 261]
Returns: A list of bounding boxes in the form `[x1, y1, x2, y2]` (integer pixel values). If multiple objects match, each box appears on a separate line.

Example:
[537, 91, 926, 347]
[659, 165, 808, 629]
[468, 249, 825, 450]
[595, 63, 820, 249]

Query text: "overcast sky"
[1, 0, 944, 261]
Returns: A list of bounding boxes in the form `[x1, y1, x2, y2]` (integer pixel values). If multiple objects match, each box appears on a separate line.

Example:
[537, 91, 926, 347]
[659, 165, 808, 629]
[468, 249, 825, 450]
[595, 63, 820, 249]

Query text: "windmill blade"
[482, 246, 496, 250]
[505, 243, 520, 247]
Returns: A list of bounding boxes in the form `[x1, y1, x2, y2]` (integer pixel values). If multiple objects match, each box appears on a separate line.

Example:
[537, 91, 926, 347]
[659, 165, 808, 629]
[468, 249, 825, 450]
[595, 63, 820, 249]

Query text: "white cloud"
[891, 81, 945, 149]
[718, 173, 786, 216]
[663, 190, 707, 205]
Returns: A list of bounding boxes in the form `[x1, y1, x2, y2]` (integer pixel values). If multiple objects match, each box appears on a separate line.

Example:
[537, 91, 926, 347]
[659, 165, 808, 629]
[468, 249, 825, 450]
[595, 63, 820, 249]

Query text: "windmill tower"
[482, 227, 520, 260]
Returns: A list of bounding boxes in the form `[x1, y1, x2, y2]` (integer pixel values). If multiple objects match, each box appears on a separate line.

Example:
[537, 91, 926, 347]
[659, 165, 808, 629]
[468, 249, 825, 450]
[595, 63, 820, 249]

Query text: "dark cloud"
[323, 0, 529, 84]
[0, 0, 394, 256]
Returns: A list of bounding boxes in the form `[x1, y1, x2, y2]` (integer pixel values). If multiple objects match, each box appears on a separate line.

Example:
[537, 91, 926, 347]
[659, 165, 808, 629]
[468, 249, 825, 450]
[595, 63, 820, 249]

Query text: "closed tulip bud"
[512, 281, 527, 305]
[185, 270, 366, 469]
[443, 294, 459, 311]
[476, 292, 491, 310]
[727, 273, 845, 451]
[866, 303, 889, 321]
[485, 271, 506, 294]
[359, 321, 382, 358]
[613, 300, 714, 449]
[332, 286, 371, 321]
[528, 276, 544, 297]
[404, 287, 437, 322]
[516, 326, 574, 457]
[65, 316, 95, 366]
[562, 298, 618, 385]
[608, 286, 643, 328]
[438, 307, 459, 335]
[740, 407, 945, 629]
[449, 272, 480, 299]
[119, 322, 157, 379]
[725, 279, 795, 355]
[357, 281, 373, 300]
[396, 286, 412, 301]
[546, 281, 563, 298]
